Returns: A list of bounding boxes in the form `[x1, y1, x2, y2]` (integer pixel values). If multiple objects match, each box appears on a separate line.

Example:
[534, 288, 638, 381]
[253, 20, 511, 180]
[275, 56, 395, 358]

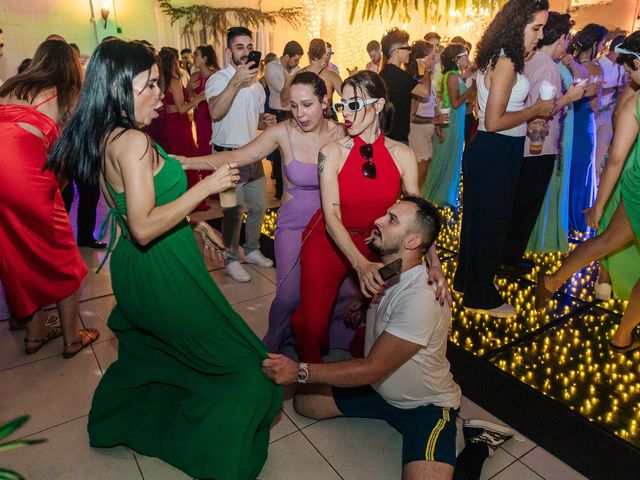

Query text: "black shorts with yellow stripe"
[333, 385, 458, 467]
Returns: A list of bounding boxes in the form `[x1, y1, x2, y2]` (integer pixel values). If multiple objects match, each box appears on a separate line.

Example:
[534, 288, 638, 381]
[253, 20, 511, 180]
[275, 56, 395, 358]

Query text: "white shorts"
[408, 122, 435, 163]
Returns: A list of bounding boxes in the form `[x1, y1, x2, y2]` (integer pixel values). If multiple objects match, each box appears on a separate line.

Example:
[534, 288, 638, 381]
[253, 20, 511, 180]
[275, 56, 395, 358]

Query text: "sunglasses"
[360, 144, 376, 179]
[332, 97, 380, 114]
[394, 46, 412, 53]
[615, 44, 640, 60]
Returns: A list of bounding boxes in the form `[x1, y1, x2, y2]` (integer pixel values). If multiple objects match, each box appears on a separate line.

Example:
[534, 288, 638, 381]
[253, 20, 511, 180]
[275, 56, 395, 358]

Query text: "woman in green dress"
[537, 32, 640, 353]
[422, 43, 475, 208]
[47, 39, 283, 479]
[595, 81, 640, 300]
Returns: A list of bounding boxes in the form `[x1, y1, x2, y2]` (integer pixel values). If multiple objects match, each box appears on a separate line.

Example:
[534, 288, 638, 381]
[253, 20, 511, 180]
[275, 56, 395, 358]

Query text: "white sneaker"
[466, 303, 516, 318]
[226, 261, 251, 283]
[244, 250, 274, 268]
[463, 419, 515, 458]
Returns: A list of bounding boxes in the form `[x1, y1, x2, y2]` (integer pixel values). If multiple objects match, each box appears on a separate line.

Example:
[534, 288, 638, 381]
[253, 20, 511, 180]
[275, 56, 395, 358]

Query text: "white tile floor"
[1, 166, 589, 479]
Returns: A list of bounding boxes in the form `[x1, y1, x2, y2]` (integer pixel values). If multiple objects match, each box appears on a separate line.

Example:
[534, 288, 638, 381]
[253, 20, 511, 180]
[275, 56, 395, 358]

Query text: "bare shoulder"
[108, 128, 155, 166]
[384, 137, 412, 158]
[328, 120, 348, 137]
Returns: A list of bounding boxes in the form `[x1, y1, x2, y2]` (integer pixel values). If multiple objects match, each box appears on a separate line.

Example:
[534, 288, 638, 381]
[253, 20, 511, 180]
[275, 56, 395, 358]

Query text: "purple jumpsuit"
[263, 124, 359, 353]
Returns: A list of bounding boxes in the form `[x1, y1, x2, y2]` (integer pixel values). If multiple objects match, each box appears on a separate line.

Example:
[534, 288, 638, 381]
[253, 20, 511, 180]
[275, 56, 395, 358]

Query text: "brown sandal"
[24, 319, 63, 355]
[63, 328, 100, 359]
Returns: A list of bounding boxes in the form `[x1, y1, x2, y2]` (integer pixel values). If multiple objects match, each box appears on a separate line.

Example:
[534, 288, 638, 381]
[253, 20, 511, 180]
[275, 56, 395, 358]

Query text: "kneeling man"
[264, 196, 513, 479]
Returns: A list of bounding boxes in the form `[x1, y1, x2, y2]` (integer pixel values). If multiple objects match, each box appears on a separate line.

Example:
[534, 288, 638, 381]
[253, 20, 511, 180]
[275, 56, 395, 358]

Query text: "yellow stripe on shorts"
[425, 418, 446, 461]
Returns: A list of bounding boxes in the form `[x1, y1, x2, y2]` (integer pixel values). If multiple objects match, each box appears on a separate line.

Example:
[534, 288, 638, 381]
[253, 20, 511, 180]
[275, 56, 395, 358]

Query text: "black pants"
[501, 154, 556, 267]
[464, 113, 478, 145]
[62, 180, 101, 244]
[270, 109, 290, 198]
[454, 131, 525, 309]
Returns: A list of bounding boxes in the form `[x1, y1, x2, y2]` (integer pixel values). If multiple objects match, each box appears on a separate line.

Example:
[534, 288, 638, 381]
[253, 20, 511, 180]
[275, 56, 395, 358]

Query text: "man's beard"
[231, 54, 248, 67]
[367, 236, 400, 257]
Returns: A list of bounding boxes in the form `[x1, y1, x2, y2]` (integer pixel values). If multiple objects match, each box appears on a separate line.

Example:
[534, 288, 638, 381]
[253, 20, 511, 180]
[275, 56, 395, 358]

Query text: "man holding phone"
[263, 197, 515, 479]
[205, 26, 276, 282]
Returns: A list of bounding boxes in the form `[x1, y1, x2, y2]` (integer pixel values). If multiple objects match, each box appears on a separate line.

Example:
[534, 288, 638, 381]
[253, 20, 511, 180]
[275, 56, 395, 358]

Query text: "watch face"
[297, 367, 309, 382]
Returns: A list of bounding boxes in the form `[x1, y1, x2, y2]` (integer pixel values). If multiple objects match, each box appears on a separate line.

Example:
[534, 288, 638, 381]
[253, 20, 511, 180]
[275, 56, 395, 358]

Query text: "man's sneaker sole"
[463, 419, 515, 438]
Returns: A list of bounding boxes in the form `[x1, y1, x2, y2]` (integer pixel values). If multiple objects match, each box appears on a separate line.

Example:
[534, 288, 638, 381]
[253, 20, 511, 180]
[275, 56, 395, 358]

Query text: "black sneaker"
[463, 419, 515, 457]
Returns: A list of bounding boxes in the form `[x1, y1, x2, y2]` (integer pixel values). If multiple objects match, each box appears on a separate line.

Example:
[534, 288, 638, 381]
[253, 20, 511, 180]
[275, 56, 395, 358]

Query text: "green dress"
[422, 71, 466, 208]
[600, 92, 640, 299]
[527, 63, 573, 253]
[88, 146, 283, 480]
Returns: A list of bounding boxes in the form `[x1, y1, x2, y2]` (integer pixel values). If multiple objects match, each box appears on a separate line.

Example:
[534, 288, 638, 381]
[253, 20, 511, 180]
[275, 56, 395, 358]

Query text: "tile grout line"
[517, 459, 545, 479]
[132, 452, 146, 480]
[15, 413, 88, 441]
[486, 448, 518, 479]
[298, 426, 345, 480]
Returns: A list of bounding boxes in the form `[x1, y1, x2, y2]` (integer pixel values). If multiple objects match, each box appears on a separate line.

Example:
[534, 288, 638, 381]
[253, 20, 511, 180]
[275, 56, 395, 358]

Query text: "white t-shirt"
[598, 55, 626, 107]
[204, 64, 265, 148]
[265, 60, 299, 111]
[364, 263, 461, 410]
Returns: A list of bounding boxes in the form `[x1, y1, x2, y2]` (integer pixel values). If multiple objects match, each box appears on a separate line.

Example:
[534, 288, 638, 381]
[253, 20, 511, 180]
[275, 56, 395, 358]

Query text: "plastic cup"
[528, 124, 546, 155]
[440, 107, 451, 125]
[219, 188, 237, 208]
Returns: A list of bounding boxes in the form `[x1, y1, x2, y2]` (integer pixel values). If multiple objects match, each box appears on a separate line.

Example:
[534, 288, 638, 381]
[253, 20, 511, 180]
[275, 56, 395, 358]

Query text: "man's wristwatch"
[296, 362, 309, 383]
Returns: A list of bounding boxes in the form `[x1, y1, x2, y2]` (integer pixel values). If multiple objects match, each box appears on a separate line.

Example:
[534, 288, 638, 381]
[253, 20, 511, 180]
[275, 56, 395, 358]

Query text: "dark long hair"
[475, 0, 549, 73]
[195, 45, 219, 70]
[342, 70, 394, 135]
[570, 23, 608, 60]
[617, 31, 640, 70]
[159, 48, 179, 90]
[406, 41, 434, 81]
[46, 40, 158, 185]
[440, 43, 466, 73]
[0, 40, 82, 124]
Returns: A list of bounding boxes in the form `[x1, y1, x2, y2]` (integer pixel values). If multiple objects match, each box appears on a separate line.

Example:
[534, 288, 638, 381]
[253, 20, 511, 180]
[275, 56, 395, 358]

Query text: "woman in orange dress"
[0, 40, 99, 356]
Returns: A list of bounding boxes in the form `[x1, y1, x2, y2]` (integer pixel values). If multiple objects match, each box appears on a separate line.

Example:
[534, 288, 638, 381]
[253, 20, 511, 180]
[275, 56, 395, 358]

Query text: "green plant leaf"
[0, 417, 28, 442]
[0, 439, 46, 453]
[0, 468, 24, 480]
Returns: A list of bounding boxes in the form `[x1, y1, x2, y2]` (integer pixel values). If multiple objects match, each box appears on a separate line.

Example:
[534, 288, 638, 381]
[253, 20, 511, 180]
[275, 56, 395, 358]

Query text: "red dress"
[291, 134, 402, 362]
[161, 86, 207, 210]
[193, 74, 213, 156]
[0, 100, 87, 318]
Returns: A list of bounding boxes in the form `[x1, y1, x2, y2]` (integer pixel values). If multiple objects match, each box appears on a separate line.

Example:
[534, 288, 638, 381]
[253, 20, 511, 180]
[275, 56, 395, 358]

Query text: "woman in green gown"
[597, 81, 640, 300]
[47, 40, 283, 479]
[422, 43, 475, 208]
[537, 31, 640, 353]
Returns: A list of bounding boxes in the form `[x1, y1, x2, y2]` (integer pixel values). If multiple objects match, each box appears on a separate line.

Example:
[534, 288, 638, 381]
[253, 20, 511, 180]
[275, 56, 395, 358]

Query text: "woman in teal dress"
[537, 32, 640, 353]
[422, 43, 475, 208]
[47, 40, 282, 479]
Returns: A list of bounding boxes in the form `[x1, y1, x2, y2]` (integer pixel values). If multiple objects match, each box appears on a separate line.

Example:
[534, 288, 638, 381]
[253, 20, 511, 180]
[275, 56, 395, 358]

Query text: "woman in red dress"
[158, 48, 206, 210]
[290, 71, 450, 362]
[0, 40, 99, 356]
[188, 45, 219, 156]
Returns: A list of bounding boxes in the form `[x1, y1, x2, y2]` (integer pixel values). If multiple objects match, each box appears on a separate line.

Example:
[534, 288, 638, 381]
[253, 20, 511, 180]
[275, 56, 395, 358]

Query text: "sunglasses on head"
[615, 44, 640, 60]
[360, 144, 376, 179]
[332, 97, 380, 114]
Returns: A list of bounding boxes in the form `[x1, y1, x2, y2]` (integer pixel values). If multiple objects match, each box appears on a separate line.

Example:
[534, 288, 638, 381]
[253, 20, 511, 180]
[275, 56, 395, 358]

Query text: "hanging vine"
[159, 1, 303, 45]
[350, 0, 505, 24]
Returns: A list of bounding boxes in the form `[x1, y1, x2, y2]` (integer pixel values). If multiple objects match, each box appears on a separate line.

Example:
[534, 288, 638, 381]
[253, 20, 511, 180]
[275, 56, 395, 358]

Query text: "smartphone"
[378, 258, 402, 281]
[247, 50, 262, 70]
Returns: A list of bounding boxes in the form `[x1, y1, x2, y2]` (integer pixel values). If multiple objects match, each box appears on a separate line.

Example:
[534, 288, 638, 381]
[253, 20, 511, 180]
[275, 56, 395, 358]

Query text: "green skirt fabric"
[88, 147, 282, 479]
[600, 98, 640, 300]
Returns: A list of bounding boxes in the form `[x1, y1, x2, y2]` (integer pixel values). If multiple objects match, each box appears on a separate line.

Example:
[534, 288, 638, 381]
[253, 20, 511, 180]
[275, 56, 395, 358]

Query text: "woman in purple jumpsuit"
[182, 72, 358, 352]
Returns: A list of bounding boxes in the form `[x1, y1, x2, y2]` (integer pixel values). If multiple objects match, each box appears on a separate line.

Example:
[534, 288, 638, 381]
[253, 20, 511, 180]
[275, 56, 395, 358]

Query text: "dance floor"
[0, 164, 601, 479]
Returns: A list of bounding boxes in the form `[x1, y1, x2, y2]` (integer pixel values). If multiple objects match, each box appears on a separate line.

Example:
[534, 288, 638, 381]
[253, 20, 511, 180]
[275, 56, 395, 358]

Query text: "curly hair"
[381, 28, 410, 60]
[474, 0, 549, 73]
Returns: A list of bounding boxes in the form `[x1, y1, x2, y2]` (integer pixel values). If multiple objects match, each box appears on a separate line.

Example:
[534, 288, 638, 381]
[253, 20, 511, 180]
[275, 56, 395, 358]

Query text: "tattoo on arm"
[318, 151, 327, 174]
